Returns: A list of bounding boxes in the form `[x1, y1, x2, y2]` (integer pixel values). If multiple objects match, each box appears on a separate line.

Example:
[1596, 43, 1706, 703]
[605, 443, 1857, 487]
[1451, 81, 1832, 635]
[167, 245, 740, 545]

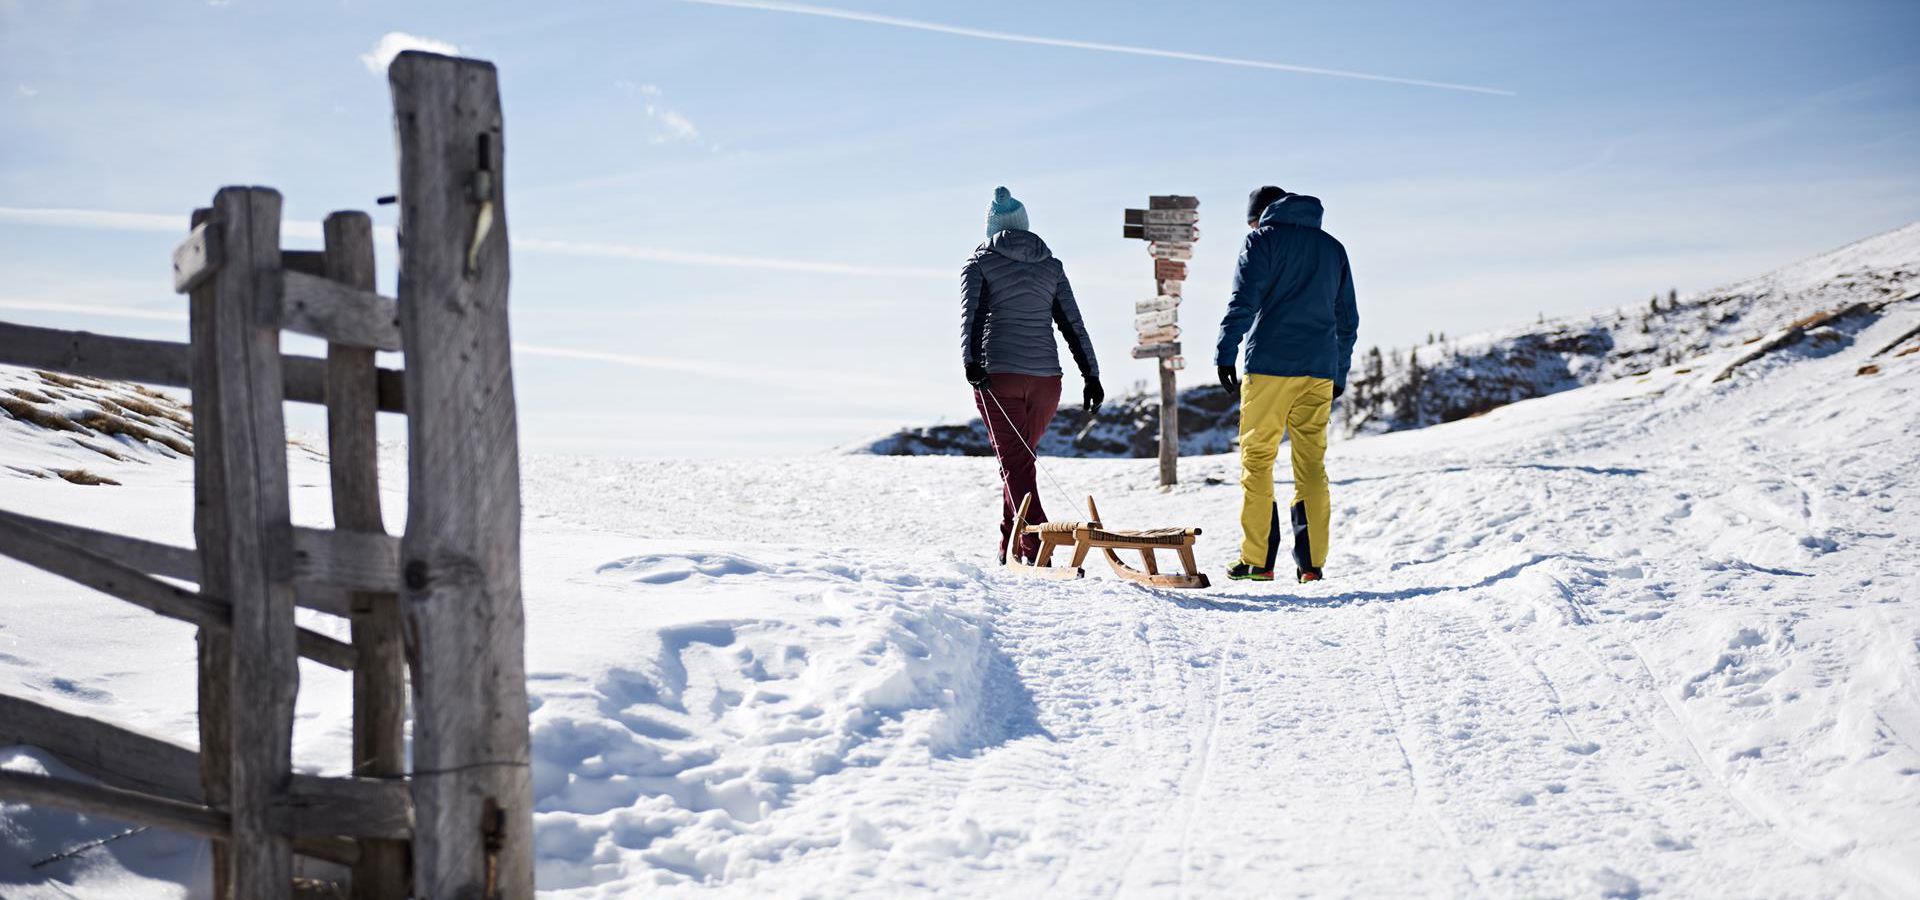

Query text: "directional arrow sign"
[1135, 296, 1178, 314]
[1136, 309, 1176, 329]
[1149, 195, 1200, 210]
[1155, 259, 1187, 281]
[1132, 341, 1181, 359]
[1148, 242, 1193, 261]
[1146, 208, 1199, 225]
[1122, 223, 1146, 240]
[1137, 325, 1181, 344]
[1157, 279, 1183, 298]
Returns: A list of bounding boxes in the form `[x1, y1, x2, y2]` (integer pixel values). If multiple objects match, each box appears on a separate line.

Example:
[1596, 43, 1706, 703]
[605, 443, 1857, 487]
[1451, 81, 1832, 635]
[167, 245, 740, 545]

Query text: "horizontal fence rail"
[0, 509, 355, 670]
[0, 320, 406, 412]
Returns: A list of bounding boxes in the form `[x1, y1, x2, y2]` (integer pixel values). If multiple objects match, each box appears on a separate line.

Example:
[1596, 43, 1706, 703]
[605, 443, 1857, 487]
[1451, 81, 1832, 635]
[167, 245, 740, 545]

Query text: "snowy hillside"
[860, 220, 1920, 456]
[3, 248, 1920, 896]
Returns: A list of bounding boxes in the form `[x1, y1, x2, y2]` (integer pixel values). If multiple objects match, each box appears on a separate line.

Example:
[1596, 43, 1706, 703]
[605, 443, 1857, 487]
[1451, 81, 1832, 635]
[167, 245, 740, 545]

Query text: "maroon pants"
[974, 373, 1062, 560]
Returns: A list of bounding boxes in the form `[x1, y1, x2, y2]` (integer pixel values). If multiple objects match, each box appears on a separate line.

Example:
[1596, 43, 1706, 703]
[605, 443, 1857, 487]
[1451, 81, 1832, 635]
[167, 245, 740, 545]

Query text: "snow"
[3, 247, 1919, 896]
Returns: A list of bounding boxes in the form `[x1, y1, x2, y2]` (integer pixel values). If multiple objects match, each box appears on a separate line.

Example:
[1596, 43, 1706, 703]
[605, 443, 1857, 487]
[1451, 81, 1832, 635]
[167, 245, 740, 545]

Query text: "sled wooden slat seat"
[1004, 494, 1210, 590]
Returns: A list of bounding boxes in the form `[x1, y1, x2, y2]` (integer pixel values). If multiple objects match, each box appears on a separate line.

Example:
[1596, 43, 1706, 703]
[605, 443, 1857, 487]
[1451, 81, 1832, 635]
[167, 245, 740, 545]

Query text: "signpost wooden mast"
[1123, 195, 1199, 486]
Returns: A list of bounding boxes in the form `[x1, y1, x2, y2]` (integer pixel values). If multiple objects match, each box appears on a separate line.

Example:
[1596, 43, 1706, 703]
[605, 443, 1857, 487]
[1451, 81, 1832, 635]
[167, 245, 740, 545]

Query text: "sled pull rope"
[979, 385, 1077, 503]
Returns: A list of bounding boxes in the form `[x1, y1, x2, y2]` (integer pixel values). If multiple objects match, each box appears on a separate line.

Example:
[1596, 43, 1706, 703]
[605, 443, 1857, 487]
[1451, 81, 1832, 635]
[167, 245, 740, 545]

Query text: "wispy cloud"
[0, 206, 328, 240]
[513, 236, 945, 278]
[676, 0, 1515, 96]
[0, 299, 920, 394]
[15, 85, 37, 99]
[360, 31, 459, 75]
[616, 81, 703, 145]
[0, 206, 947, 279]
[512, 342, 921, 393]
[0, 298, 187, 322]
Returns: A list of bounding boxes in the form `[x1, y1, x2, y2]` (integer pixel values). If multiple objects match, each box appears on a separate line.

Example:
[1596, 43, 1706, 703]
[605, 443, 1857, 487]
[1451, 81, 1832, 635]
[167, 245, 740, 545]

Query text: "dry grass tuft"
[36, 370, 111, 391]
[73, 409, 193, 456]
[102, 393, 194, 430]
[1857, 364, 1881, 376]
[6, 387, 54, 404]
[70, 437, 129, 461]
[55, 468, 120, 486]
[0, 395, 84, 432]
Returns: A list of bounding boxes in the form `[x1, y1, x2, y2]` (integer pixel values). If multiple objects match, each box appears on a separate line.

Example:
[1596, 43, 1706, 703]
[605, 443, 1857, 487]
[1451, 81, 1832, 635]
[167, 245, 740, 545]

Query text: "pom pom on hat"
[987, 186, 1030, 239]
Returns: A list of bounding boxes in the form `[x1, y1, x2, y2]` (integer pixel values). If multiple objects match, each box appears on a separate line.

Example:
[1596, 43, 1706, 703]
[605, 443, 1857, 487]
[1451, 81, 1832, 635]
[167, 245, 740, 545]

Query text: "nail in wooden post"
[323, 211, 410, 900]
[389, 51, 533, 899]
[197, 186, 298, 899]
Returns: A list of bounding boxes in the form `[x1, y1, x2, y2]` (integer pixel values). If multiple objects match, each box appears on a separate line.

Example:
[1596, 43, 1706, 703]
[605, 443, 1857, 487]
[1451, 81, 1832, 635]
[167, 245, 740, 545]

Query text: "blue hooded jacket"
[1214, 194, 1359, 389]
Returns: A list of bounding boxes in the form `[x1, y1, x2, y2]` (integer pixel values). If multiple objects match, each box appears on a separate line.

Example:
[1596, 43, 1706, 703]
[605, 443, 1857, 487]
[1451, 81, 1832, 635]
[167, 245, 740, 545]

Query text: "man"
[1215, 185, 1359, 583]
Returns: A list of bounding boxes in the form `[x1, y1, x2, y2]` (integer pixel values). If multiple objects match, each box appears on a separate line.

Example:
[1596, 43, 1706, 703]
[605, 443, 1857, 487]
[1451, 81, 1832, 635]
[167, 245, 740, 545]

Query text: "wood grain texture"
[272, 776, 414, 842]
[323, 209, 412, 900]
[0, 693, 203, 801]
[187, 204, 235, 900]
[198, 187, 298, 898]
[390, 51, 535, 900]
[0, 771, 228, 840]
[0, 693, 406, 842]
[290, 526, 402, 594]
[281, 269, 402, 352]
[0, 508, 198, 582]
[0, 321, 196, 387]
[173, 220, 224, 294]
[0, 320, 405, 413]
[1157, 361, 1179, 486]
[281, 250, 328, 277]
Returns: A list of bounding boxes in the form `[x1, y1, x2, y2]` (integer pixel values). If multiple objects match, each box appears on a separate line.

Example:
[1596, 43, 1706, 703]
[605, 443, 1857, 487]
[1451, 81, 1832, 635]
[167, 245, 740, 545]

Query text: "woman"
[960, 186, 1104, 563]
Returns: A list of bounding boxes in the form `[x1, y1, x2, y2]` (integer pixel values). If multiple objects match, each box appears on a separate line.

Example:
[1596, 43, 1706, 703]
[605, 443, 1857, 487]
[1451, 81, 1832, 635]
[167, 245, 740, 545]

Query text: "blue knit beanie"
[986, 186, 1029, 239]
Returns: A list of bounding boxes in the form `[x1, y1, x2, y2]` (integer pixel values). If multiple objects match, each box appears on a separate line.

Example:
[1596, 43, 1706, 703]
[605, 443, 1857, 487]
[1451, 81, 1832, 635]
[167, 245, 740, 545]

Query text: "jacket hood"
[978, 228, 1053, 263]
[1257, 194, 1325, 230]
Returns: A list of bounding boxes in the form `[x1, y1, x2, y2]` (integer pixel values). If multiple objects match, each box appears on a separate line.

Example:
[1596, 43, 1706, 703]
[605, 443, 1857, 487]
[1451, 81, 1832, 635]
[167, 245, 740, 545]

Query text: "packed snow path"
[2, 306, 1917, 897]
[498, 304, 1918, 898]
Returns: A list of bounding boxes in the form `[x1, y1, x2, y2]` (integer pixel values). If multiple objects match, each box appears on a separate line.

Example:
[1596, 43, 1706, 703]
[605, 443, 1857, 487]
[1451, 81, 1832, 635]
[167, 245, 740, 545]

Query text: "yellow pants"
[1238, 374, 1333, 571]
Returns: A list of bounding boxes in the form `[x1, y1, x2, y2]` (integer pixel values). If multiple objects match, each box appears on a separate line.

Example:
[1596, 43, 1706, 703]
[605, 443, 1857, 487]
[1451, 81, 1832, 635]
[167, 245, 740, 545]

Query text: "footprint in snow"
[599, 553, 769, 584]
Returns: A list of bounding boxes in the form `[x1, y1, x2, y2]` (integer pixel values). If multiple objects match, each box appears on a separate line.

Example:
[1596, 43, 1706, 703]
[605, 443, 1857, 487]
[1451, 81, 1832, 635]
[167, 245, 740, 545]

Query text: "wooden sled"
[1004, 493, 1211, 589]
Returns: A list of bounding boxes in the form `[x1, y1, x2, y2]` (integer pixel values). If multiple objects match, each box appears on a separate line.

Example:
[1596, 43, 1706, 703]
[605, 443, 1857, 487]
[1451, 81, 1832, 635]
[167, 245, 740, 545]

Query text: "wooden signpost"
[1123, 194, 1199, 486]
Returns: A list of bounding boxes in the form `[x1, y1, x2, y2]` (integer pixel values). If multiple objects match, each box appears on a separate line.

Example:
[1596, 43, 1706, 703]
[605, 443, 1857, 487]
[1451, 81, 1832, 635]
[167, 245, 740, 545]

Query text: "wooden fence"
[0, 51, 533, 899]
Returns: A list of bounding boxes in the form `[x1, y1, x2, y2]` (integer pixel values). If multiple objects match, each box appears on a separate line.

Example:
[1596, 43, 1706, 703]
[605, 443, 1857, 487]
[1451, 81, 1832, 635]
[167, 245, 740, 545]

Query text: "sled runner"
[1004, 493, 1211, 589]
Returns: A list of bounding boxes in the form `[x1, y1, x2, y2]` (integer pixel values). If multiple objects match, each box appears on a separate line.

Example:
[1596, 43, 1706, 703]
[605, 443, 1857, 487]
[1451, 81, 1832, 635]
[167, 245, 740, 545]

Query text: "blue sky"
[3, 0, 1917, 457]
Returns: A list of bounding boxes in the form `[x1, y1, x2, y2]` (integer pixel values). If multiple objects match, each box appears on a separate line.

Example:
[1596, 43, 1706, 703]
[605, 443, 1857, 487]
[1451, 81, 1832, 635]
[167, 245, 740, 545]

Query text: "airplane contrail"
[676, 0, 1515, 96]
[0, 206, 948, 280]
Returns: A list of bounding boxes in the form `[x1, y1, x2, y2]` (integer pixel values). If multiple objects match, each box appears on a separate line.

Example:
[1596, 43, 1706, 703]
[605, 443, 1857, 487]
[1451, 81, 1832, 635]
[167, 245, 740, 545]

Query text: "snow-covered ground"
[3, 282, 1919, 896]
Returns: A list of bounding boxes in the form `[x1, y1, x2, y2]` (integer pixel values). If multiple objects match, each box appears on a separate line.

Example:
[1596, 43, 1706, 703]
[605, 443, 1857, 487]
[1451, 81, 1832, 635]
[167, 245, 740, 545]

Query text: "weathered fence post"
[187, 204, 237, 900]
[322, 211, 410, 900]
[389, 51, 534, 898]
[193, 186, 300, 898]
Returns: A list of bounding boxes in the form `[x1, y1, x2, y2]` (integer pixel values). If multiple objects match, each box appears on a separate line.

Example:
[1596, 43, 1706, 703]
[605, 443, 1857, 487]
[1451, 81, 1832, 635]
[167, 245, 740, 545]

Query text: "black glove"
[1083, 378, 1105, 414]
[1332, 383, 1346, 401]
[966, 363, 992, 391]
[1218, 365, 1241, 392]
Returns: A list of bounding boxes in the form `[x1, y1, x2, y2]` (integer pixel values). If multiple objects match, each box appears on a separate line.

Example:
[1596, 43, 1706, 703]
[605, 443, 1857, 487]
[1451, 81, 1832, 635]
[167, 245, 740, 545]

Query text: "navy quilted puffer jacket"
[960, 229, 1099, 379]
